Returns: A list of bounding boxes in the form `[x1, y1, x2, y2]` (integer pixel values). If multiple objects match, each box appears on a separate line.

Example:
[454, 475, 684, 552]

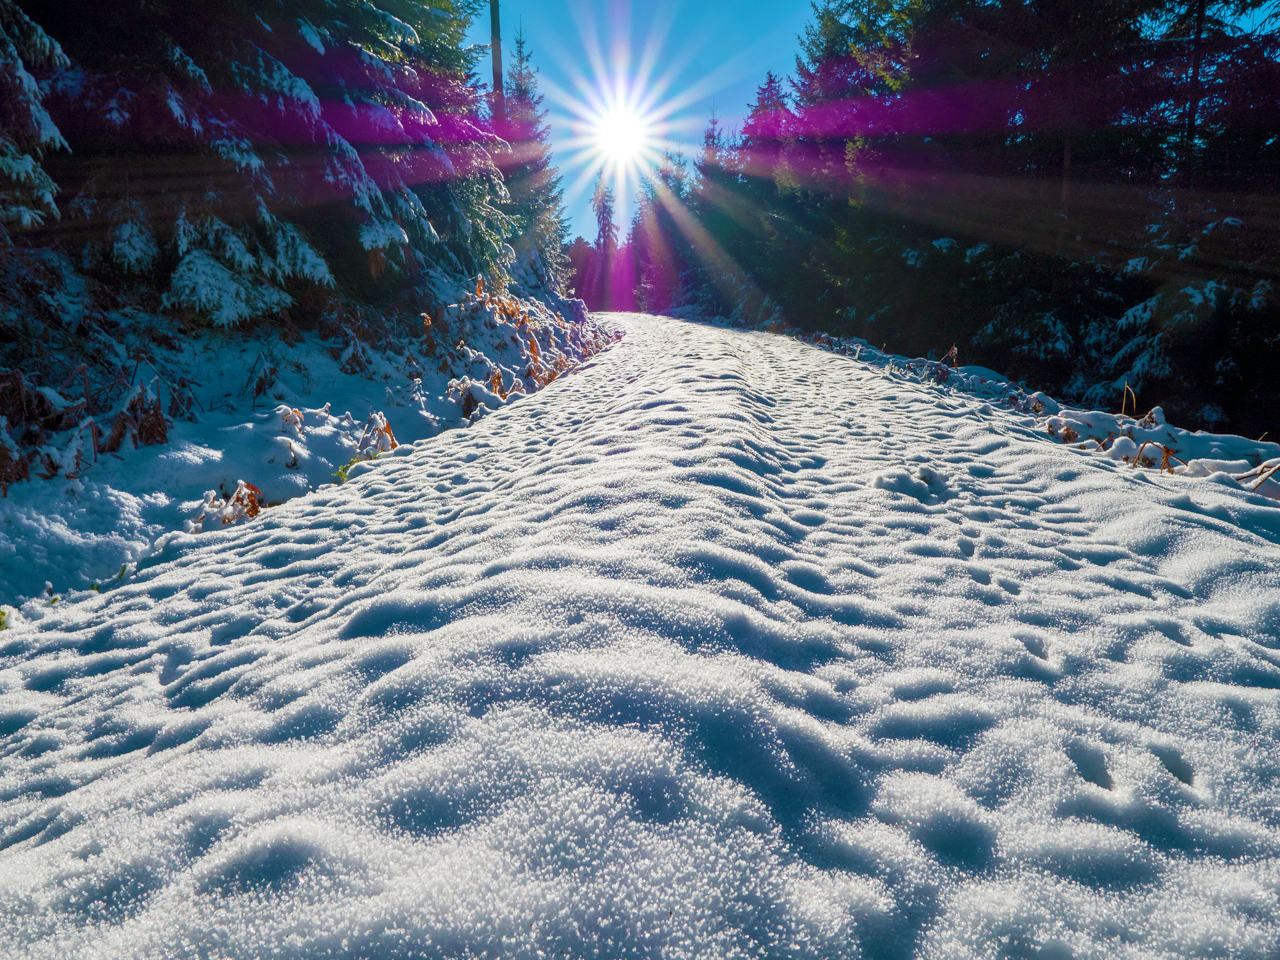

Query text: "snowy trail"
[3, 314, 1280, 959]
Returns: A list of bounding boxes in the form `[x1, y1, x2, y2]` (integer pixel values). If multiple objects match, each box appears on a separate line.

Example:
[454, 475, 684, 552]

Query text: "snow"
[164, 46, 212, 96]
[792, 328, 1278, 497]
[295, 19, 328, 56]
[3, 314, 1280, 959]
[365, 6, 421, 46]
[109, 207, 159, 274]
[163, 250, 291, 326]
[357, 217, 409, 251]
[0, 288, 601, 602]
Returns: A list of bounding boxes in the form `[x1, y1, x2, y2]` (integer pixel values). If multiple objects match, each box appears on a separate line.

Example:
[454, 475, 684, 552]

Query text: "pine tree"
[1154, 0, 1278, 180]
[588, 172, 618, 308]
[564, 235, 593, 300]
[0, 0, 66, 245]
[738, 72, 791, 180]
[592, 173, 618, 256]
[631, 154, 688, 314]
[741, 73, 790, 145]
[687, 112, 750, 318]
[792, 3, 876, 108]
[19, 0, 513, 326]
[696, 108, 728, 178]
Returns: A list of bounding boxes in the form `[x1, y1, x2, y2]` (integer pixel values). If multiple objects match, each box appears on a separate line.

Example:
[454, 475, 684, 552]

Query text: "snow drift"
[0, 285, 607, 603]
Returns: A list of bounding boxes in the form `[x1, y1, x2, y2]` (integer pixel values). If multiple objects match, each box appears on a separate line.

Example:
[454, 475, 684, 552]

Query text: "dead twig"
[1249, 462, 1280, 492]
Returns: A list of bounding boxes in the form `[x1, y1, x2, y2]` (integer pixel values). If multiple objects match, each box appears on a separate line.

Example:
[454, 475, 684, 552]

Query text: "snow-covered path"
[4, 314, 1280, 959]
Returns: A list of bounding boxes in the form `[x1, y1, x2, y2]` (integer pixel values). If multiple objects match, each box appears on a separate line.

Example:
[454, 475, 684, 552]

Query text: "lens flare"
[554, 76, 674, 232]
[507, 0, 814, 239]
[537, 9, 700, 236]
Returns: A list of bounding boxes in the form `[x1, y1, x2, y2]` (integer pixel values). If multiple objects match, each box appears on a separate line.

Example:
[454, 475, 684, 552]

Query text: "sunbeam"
[547, 68, 682, 234]
[531, 0, 793, 236]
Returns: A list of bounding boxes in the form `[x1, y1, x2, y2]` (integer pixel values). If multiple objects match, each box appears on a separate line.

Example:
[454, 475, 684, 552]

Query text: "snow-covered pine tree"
[0, 0, 65, 246]
[498, 28, 569, 299]
[22, 0, 513, 327]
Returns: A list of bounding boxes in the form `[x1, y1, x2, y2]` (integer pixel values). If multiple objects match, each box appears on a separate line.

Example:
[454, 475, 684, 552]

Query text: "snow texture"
[0, 288, 602, 602]
[789, 327, 1280, 502]
[3, 315, 1280, 959]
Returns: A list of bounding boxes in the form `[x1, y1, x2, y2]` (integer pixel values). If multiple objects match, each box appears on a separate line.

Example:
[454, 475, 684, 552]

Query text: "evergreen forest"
[1, 0, 567, 447]
[570, 0, 1280, 436]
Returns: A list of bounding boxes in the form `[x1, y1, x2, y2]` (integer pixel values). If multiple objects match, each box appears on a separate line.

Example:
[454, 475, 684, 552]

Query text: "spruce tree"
[741, 74, 790, 147]
[0, 0, 66, 245]
[18, 0, 512, 326]
[592, 174, 618, 255]
[588, 173, 617, 308]
[792, 3, 876, 108]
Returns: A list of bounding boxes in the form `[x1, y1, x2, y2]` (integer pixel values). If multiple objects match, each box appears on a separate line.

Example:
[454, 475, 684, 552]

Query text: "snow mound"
[0, 288, 611, 603]
[791, 329, 1280, 502]
[2, 314, 1279, 959]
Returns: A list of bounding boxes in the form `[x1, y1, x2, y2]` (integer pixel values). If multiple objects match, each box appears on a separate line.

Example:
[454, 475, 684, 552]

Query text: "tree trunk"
[490, 0, 504, 123]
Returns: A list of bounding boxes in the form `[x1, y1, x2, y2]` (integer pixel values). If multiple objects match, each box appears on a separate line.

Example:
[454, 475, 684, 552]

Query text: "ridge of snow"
[0, 290, 603, 603]
[786, 325, 1280, 500]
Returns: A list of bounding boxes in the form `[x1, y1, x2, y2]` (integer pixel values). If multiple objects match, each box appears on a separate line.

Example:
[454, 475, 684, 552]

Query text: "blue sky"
[464, 0, 815, 239]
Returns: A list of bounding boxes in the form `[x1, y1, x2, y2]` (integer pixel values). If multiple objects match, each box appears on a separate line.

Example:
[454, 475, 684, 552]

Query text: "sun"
[546, 52, 697, 230]
[594, 106, 649, 162]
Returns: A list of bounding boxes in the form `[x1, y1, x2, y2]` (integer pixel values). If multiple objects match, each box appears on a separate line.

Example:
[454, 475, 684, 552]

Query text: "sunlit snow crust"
[2, 315, 1279, 958]
[0, 288, 605, 603]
